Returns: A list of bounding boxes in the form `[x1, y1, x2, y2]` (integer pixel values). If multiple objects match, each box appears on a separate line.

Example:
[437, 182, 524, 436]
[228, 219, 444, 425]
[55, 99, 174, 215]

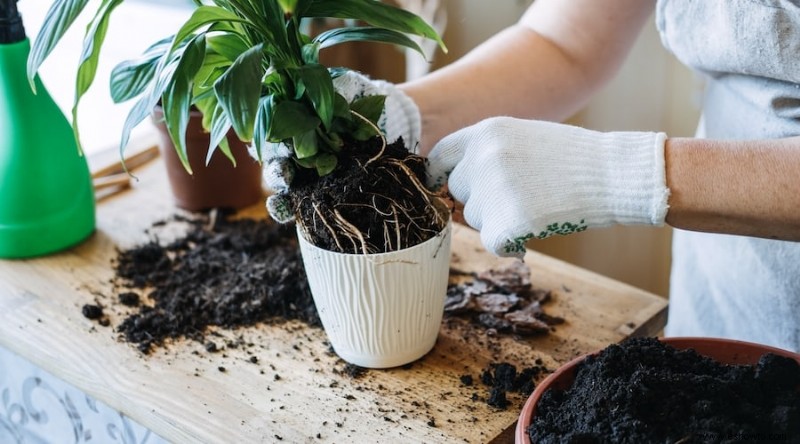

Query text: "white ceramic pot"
[297, 220, 452, 368]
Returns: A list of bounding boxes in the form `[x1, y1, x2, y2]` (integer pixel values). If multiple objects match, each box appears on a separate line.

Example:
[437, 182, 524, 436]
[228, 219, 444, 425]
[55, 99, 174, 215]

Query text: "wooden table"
[0, 157, 668, 443]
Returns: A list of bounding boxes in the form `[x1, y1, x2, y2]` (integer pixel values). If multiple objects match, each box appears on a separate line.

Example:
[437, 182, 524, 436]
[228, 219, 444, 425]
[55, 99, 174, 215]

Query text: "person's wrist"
[597, 130, 670, 226]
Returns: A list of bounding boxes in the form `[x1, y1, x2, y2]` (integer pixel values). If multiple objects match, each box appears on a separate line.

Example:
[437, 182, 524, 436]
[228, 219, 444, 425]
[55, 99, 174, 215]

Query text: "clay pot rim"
[515, 336, 800, 444]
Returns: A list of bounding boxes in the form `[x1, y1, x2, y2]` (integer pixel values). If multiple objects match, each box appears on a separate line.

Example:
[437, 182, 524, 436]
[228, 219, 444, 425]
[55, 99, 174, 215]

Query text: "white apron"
[656, 0, 800, 352]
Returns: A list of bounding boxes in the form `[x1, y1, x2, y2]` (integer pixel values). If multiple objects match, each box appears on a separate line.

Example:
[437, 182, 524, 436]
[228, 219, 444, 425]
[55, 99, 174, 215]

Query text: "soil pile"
[528, 337, 800, 443]
[112, 213, 319, 353]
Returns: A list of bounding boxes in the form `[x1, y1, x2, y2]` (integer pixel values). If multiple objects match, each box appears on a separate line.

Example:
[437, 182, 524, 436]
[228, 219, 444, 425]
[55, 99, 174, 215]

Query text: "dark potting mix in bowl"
[527, 337, 800, 444]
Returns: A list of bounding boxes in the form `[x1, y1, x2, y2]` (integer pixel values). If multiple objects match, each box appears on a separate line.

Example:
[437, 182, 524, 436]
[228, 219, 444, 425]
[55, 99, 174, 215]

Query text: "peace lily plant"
[28, 0, 441, 171]
[30, 0, 453, 368]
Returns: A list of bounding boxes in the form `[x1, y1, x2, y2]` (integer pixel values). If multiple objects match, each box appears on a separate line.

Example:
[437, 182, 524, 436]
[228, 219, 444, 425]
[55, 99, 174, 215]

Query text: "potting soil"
[112, 213, 319, 353]
[528, 337, 800, 443]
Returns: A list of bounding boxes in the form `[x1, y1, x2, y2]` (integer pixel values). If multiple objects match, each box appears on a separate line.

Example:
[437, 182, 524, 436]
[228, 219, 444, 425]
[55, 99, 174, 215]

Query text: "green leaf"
[27, 0, 91, 91]
[292, 129, 318, 159]
[349, 95, 385, 141]
[194, 52, 231, 88]
[332, 92, 351, 119]
[299, 64, 334, 129]
[318, 129, 343, 152]
[110, 36, 172, 103]
[213, 43, 264, 142]
[301, 0, 446, 53]
[162, 34, 207, 173]
[251, 95, 274, 162]
[278, 0, 299, 14]
[350, 94, 385, 125]
[269, 100, 321, 141]
[314, 153, 338, 176]
[207, 33, 250, 62]
[70, 0, 124, 152]
[301, 42, 320, 65]
[314, 27, 423, 56]
[171, 6, 249, 53]
[193, 93, 217, 131]
[207, 103, 236, 166]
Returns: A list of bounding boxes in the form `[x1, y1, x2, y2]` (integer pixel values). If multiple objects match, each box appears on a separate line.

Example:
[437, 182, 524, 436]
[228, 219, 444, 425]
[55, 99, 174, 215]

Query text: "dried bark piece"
[474, 293, 521, 314]
[476, 260, 531, 293]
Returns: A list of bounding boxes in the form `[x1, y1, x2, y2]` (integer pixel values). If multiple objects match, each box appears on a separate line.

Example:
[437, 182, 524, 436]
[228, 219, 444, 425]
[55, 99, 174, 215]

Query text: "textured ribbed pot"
[297, 220, 452, 368]
[152, 106, 263, 212]
[515, 337, 800, 444]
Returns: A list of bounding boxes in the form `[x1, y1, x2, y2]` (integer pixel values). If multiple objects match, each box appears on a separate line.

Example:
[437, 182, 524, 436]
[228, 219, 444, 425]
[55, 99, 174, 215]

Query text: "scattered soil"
[445, 261, 564, 336]
[81, 303, 104, 320]
[288, 136, 448, 254]
[478, 361, 548, 410]
[98, 210, 566, 417]
[112, 212, 319, 353]
[528, 337, 800, 443]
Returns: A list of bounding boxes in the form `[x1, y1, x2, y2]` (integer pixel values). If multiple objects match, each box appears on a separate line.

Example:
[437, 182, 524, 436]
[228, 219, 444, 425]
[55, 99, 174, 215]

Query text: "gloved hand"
[426, 117, 670, 258]
[261, 70, 421, 222]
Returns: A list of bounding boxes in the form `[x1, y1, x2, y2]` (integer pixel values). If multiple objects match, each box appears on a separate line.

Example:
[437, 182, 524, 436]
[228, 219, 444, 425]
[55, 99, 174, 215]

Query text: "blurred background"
[18, 0, 702, 298]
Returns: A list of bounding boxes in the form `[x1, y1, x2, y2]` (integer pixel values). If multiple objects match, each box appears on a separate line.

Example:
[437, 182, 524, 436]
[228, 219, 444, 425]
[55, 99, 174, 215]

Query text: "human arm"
[401, 0, 655, 154]
[665, 137, 800, 241]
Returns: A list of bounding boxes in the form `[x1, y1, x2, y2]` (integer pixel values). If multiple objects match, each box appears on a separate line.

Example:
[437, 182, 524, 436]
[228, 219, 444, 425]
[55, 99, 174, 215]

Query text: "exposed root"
[350, 110, 387, 167]
[312, 202, 344, 252]
[384, 158, 448, 228]
[333, 209, 370, 255]
[288, 138, 451, 254]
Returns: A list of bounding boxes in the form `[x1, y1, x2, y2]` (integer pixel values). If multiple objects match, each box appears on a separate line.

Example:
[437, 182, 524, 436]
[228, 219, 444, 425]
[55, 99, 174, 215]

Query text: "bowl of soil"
[516, 336, 800, 444]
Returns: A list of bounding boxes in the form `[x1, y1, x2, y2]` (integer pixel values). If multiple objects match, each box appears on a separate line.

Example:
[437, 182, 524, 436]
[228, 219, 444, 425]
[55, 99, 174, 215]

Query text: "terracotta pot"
[515, 337, 800, 444]
[151, 106, 263, 212]
[296, 219, 452, 368]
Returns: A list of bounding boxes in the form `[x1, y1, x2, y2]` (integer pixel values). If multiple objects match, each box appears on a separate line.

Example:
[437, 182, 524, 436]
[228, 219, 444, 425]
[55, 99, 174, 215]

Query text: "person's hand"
[261, 70, 421, 223]
[426, 117, 670, 258]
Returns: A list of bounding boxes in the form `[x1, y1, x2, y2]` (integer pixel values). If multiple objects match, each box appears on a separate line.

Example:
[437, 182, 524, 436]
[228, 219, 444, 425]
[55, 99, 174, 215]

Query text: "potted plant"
[150, 103, 264, 212]
[29, 0, 451, 368]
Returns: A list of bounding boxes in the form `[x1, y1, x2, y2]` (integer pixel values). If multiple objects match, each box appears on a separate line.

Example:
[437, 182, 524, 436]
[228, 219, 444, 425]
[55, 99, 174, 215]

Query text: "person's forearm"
[665, 137, 800, 240]
[402, 0, 654, 154]
[402, 26, 593, 153]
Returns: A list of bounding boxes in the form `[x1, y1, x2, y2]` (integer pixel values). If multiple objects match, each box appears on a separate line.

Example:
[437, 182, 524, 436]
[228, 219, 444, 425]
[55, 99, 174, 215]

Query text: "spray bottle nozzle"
[0, 0, 25, 44]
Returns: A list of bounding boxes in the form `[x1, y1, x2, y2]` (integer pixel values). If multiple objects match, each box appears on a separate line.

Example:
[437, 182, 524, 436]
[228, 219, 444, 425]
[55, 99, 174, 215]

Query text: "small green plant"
[27, 0, 445, 174]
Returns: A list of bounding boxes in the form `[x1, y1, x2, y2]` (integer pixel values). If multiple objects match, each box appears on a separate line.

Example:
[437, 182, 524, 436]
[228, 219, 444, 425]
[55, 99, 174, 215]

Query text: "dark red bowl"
[515, 337, 800, 444]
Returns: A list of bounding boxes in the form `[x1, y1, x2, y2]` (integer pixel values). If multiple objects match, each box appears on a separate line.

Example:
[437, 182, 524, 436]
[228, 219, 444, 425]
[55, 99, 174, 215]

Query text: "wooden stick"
[91, 145, 160, 179]
[92, 173, 131, 191]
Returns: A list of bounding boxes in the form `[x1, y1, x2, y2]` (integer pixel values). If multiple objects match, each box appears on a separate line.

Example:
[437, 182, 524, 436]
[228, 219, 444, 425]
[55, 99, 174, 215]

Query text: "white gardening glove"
[426, 117, 670, 258]
[261, 70, 421, 222]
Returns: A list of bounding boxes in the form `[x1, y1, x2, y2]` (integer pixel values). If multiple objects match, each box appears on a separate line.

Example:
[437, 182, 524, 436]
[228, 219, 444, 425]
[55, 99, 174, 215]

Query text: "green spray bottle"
[0, 0, 95, 258]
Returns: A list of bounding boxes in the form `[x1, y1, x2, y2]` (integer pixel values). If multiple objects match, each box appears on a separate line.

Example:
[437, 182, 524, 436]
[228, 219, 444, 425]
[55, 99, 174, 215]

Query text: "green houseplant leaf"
[313, 27, 423, 53]
[269, 100, 321, 141]
[300, 0, 446, 52]
[109, 36, 172, 104]
[27, 0, 91, 91]
[298, 64, 334, 129]
[213, 43, 264, 143]
[162, 34, 207, 173]
[28, 0, 446, 176]
[206, 102, 236, 166]
[71, 0, 125, 152]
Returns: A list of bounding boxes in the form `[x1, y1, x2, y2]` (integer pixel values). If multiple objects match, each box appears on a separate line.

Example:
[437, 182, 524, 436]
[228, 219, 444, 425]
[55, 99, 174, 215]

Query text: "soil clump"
[112, 213, 319, 353]
[528, 337, 800, 443]
[478, 361, 548, 410]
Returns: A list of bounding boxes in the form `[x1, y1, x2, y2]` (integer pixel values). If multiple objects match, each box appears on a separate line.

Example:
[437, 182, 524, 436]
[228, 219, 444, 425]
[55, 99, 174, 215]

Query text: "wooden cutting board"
[0, 157, 667, 443]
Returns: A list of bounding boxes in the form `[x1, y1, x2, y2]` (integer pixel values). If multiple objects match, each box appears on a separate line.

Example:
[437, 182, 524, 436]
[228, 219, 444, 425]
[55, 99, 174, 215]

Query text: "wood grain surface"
[0, 158, 667, 443]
